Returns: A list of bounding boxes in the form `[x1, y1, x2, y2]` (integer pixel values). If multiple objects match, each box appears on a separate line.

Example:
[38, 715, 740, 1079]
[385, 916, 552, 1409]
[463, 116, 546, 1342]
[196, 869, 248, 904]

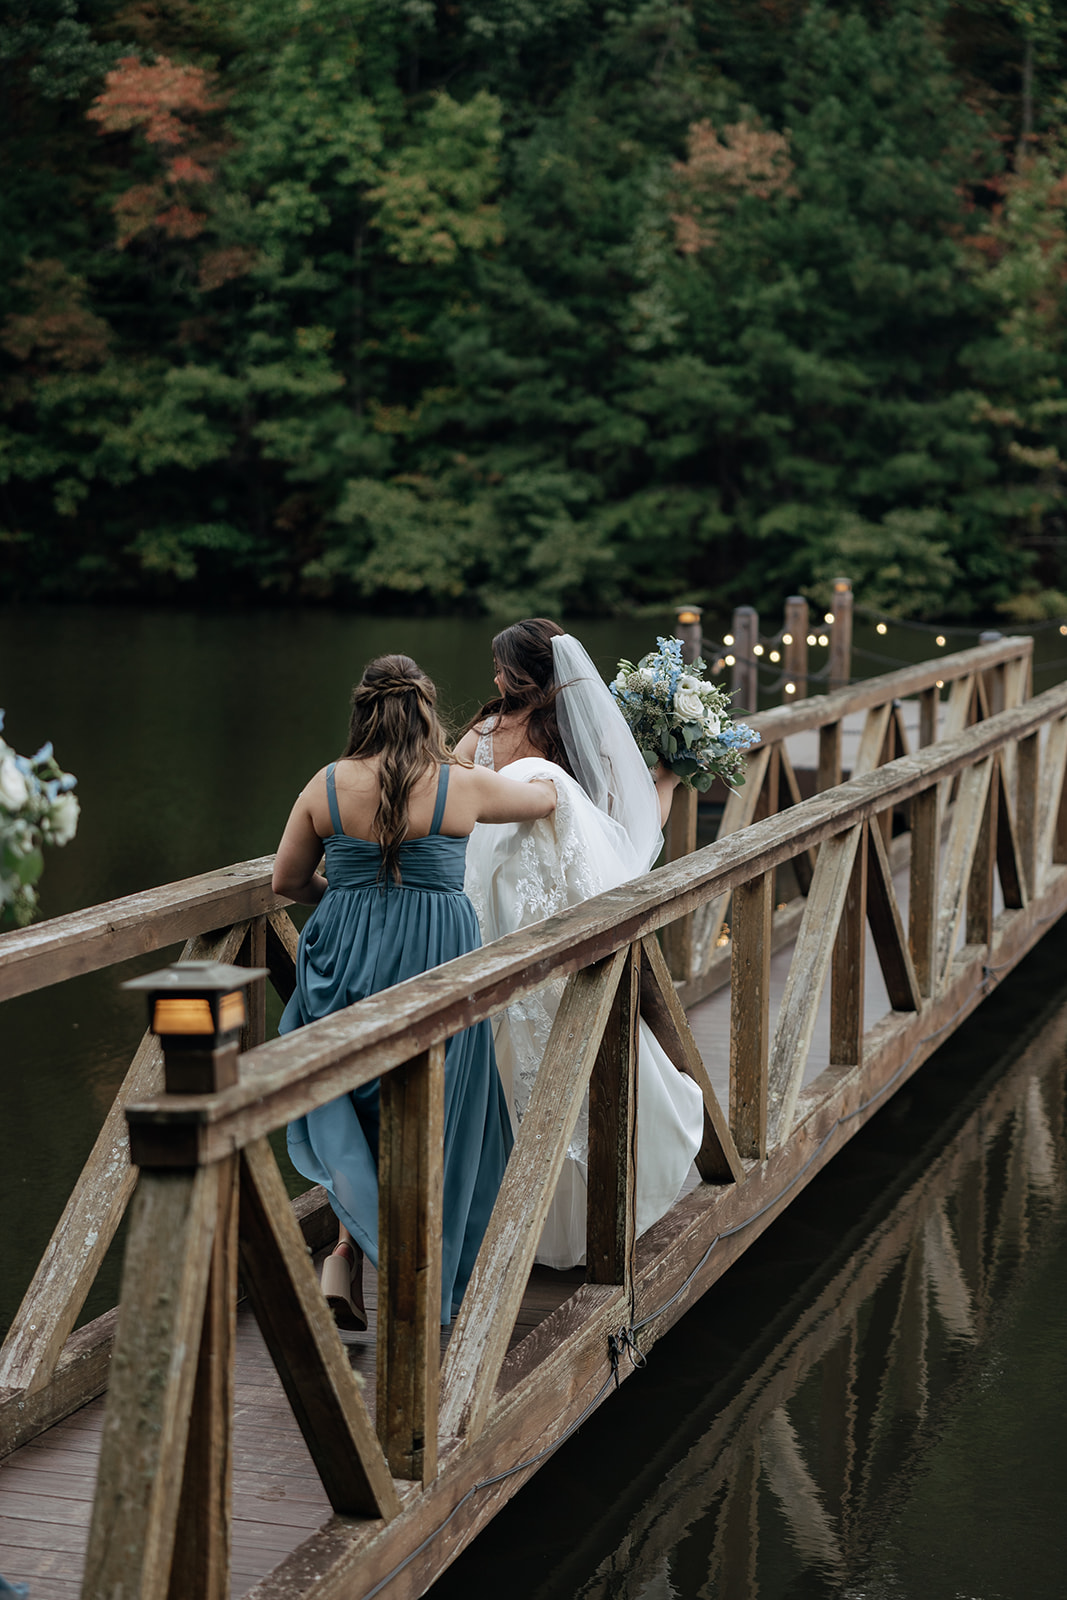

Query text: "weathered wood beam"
[830, 824, 867, 1067]
[639, 934, 744, 1184]
[768, 824, 863, 1146]
[936, 758, 994, 985]
[866, 818, 923, 1013]
[0, 858, 285, 1001]
[82, 1167, 218, 1600]
[730, 871, 773, 1161]
[438, 951, 627, 1446]
[238, 1138, 399, 1520]
[587, 943, 640, 1288]
[377, 1045, 445, 1486]
[691, 744, 771, 978]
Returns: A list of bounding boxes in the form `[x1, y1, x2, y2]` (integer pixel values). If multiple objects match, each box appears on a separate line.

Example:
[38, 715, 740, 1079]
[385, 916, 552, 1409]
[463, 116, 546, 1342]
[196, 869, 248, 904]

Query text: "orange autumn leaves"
[671, 119, 796, 255]
[87, 54, 234, 266]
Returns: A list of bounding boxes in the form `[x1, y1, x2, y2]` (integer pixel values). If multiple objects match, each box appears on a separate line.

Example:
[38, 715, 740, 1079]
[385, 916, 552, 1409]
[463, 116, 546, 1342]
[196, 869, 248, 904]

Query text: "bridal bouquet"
[0, 711, 80, 929]
[611, 637, 759, 792]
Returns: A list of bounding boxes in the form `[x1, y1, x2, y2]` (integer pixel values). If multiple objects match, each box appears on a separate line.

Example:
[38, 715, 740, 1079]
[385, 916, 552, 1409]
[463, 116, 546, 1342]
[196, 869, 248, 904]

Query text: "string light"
[782, 632, 793, 646]
[807, 633, 817, 646]
[936, 679, 944, 688]
[1060, 625, 1067, 637]
[824, 612, 834, 624]
[725, 654, 735, 666]
[785, 682, 797, 694]
[818, 633, 829, 647]
[769, 650, 780, 663]
[876, 622, 888, 635]
[936, 635, 946, 647]
[723, 633, 734, 646]
[753, 644, 764, 657]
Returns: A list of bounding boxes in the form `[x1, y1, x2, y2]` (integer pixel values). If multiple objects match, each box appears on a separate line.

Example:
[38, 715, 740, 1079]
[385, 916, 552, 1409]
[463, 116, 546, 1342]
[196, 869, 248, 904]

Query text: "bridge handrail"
[127, 677, 1067, 1158]
[0, 636, 1033, 1006]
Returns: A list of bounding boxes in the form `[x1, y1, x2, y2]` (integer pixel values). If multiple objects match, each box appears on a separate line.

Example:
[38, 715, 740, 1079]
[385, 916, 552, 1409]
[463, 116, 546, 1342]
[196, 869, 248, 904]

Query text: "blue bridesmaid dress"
[281, 762, 513, 1324]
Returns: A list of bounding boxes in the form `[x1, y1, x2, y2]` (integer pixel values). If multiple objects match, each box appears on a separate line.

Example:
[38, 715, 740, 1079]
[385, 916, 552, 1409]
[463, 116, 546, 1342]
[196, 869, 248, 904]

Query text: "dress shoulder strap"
[325, 763, 345, 837]
[428, 765, 450, 835]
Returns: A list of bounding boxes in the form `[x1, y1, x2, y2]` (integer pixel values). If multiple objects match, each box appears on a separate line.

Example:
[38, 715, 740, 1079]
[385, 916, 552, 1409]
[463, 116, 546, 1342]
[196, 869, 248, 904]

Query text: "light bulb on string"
[782, 633, 793, 646]
[785, 682, 796, 695]
[723, 633, 734, 646]
[876, 622, 888, 635]
[818, 634, 829, 647]
[724, 654, 735, 666]
[824, 612, 834, 624]
[936, 635, 946, 647]
[753, 644, 764, 657]
[807, 633, 817, 646]
[769, 650, 780, 663]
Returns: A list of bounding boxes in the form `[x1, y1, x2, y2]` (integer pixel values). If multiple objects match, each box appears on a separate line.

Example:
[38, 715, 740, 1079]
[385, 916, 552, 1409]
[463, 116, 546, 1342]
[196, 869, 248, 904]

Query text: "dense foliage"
[2, 0, 1067, 619]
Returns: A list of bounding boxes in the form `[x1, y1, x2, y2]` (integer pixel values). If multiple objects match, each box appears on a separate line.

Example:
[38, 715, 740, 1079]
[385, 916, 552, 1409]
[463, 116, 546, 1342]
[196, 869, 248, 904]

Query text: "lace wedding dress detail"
[465, 757, 703, 1269]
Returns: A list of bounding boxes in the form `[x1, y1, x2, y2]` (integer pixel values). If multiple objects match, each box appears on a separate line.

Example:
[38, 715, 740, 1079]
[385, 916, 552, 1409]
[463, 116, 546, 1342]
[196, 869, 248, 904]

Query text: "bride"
[454, 618, 705, 1269]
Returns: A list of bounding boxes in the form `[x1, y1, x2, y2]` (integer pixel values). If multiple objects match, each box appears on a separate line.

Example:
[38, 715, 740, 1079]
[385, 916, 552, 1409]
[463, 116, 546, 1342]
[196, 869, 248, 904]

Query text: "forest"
[1, 0, 1066, 620]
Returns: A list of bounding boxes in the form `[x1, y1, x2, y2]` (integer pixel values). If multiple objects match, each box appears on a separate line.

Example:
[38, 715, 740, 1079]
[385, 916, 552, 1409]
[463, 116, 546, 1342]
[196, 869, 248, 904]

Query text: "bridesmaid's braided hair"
[342, 655, 452, 883]
[466, 618, 575, 777]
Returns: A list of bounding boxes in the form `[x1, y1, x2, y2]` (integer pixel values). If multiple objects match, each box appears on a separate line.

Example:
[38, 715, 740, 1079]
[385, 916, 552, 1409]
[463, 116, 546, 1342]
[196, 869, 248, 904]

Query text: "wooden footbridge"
[2, 634, 1066, 1600]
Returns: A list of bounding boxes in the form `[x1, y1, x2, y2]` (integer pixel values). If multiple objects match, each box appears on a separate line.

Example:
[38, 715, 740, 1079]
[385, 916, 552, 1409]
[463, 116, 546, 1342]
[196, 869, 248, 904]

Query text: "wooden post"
[674, 603, 703, 662]
[818, 724, 842, 792]
[783, 597, 809, 700]
[830, 824, 867, 1065]
[919, 685, 939, 749]
[967, 762, 999, 947]
[731, 605, 759, 716]
[662, 610, 703, 981]
[730, 872, 773, 1160]
[168, 1157, 238, 1600]
[1016, 731, 1039, 900]
[586, 943, 640, 1287]
[377, 1045, 445, 1485]
[82, 1168, 219, 1600]
[829, 577, 852, 693]
[909, 785, 939, 997]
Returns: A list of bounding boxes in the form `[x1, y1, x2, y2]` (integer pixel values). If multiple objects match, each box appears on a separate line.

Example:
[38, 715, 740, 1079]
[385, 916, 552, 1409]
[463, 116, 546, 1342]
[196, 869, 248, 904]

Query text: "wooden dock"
[2, 634, 1066, 1600]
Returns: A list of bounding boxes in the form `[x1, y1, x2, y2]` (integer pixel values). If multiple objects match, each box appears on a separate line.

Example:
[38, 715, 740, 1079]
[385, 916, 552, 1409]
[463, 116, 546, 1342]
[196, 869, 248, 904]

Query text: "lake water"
[2, 602, 1066, 1599]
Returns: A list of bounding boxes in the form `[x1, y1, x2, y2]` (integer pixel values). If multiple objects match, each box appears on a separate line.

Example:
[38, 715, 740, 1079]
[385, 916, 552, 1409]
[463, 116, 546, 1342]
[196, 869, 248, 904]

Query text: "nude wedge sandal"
[321, 1241, 367, 1332]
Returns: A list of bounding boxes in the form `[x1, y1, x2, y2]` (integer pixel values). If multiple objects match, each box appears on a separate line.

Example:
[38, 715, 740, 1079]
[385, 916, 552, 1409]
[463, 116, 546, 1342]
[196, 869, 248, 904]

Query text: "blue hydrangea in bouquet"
[610, 637, 760, 793]
[0, 710, 80, 929]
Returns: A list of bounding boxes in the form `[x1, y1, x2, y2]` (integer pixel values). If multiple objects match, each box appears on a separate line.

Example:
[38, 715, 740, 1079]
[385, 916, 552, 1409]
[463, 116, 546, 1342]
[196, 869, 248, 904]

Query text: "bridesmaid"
[272, 654, 555, 1329]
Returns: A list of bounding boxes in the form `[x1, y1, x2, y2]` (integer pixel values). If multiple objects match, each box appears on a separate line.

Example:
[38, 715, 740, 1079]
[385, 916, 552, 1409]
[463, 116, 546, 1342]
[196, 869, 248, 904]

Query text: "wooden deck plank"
[0, 1238, 589, 1597]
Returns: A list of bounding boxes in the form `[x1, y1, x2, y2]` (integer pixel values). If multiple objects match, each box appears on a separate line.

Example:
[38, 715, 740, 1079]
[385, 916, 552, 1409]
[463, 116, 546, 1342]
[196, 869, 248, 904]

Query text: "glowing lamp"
[785, 682, 796, 695]
[876, 622, 888, 635]
[123, 959, 269, 1094]
[753, 644, 764, 657]
[824, 612, 834, 625]
[724, 633, 734, 646]
[676, 607, 702, 624]
[936, 635, 946, 647]
[769, 650, 780, 663]
[782, 633, 793, 646]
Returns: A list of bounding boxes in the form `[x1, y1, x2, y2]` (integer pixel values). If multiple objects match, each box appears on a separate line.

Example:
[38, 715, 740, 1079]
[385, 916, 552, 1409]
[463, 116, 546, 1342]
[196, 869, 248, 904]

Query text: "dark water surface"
[428, 927, 1067, 1600]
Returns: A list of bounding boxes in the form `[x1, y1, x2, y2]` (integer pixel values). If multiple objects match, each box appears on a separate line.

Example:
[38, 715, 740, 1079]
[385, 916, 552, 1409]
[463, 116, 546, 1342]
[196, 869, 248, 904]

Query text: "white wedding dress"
[464, 704, 704, 1270]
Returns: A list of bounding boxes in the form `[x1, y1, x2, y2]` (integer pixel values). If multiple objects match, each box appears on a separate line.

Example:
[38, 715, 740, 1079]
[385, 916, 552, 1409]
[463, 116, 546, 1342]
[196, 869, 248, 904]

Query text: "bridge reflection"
[564, 993, 1065, 1600]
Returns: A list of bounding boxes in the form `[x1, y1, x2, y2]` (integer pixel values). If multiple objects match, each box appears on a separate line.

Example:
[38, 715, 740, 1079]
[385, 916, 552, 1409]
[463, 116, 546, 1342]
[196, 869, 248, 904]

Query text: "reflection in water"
[431, 942, 1067, 1600]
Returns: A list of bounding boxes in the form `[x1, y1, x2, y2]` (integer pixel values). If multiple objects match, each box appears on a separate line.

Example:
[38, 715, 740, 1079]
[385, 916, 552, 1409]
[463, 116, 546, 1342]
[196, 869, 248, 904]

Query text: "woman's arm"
[653, 762, 682, 827]
[272, 783, 328, 905]
[472, 766, 557, 824]
[453, 727, 481, 764]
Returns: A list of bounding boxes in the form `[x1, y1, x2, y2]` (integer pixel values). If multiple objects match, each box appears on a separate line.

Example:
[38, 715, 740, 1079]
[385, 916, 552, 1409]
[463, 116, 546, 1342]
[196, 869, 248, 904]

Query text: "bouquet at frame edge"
[0, 710, 79, 929]
[610, 637, 760, 793]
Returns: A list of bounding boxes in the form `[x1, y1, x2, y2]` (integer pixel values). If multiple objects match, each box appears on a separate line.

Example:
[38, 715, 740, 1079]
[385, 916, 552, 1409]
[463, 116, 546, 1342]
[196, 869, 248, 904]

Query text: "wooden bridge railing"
[663, 633, 1033, 994]
[0, 641, 1063, 1600]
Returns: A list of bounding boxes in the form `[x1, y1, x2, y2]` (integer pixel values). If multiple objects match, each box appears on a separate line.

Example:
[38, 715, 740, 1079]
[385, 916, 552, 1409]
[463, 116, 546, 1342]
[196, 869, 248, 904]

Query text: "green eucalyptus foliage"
[0, 0, 1065, 616]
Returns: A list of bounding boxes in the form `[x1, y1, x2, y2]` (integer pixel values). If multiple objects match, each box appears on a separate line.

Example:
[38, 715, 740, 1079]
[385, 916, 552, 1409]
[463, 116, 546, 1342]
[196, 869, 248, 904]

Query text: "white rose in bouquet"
[0, 756, 29, 811]
[45, 791, 80, 847]
[704, 713, 721, 738]
[673, 684, 704, 720]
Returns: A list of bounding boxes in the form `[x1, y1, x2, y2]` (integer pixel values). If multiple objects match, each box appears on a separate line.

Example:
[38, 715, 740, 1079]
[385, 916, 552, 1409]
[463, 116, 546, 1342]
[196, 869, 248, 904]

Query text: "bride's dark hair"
[467, 617, 574, 775]
[342, 655, 452, 882]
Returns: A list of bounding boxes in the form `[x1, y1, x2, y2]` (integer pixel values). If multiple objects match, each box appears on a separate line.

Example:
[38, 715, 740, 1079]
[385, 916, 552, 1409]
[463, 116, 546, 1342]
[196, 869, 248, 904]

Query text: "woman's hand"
[473, 767, 556, 824]
[652, 760, 682, 827]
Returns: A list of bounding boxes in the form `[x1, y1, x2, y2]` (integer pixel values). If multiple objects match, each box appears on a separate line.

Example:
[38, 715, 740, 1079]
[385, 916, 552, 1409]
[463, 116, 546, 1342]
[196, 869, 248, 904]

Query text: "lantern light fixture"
[122, 959, 269, 1094]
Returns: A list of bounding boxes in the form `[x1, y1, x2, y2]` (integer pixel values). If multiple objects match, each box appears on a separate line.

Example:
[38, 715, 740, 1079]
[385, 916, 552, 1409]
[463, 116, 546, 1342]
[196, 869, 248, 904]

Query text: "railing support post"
[730, 872, 773, 1160]
[829, 577, 852, 693]
[377, 1044, 445, 1486]
[586, 943, 640, 1288]
[663, 610, 703, 981]
[783, 597, 809, 700]
[731, 605, 760, 716]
